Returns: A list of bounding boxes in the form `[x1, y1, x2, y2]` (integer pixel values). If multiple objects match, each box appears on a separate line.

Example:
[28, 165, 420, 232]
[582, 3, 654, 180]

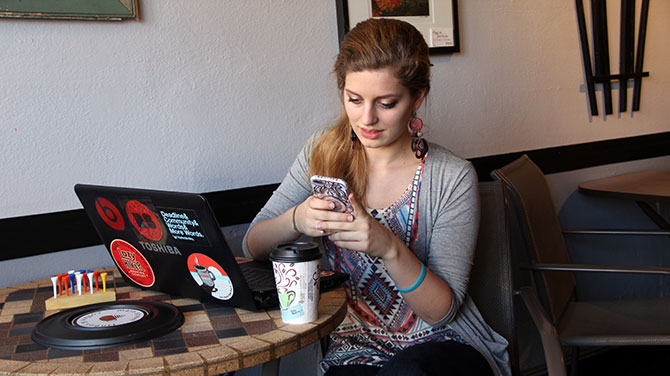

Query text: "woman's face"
[343, 68, 424, 153]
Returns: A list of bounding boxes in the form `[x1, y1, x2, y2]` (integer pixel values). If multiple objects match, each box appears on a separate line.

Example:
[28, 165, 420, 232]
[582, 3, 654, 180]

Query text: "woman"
[243, 18, 509, 376]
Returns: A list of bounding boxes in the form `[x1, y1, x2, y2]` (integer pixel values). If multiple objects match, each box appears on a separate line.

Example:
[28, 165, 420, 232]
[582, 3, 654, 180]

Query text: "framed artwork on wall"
[0, 0, 139, 21]
[336, 0, 460, 54]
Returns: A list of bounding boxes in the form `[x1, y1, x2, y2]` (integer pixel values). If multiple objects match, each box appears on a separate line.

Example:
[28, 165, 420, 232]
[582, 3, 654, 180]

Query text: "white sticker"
[431, 28, 454, 47]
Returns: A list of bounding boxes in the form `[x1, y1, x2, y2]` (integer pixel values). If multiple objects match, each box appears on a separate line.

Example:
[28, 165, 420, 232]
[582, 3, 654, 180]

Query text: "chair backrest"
[469, 180, 519, 375]
[490, 155, 576, 325]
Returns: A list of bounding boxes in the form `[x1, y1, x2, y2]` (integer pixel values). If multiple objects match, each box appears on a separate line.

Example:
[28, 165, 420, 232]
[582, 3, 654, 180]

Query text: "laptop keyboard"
[239, 262, 276, 290]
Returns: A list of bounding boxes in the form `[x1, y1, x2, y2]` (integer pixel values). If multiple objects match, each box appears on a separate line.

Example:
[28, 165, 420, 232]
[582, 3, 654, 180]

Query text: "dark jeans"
[324, 341, 494, 376]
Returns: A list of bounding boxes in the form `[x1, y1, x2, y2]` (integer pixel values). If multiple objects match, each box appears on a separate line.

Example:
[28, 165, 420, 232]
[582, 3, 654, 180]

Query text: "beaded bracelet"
[397, 263, 426, 293]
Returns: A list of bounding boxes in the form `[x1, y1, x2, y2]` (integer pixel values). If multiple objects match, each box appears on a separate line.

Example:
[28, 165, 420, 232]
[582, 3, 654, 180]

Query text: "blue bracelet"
[397, 263, 426, 293]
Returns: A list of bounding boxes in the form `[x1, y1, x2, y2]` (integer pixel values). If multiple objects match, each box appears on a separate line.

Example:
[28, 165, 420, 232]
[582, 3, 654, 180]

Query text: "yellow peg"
[101, 272, 108, 292]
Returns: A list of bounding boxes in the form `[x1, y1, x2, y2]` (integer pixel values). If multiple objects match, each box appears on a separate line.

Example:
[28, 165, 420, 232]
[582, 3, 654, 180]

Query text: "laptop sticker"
[110, 239, 156, 288]
[126, 200, 164, 242]
[95, 197, 125, 231]
[187, 253, 234, 301]
[156, 208, 210, 247]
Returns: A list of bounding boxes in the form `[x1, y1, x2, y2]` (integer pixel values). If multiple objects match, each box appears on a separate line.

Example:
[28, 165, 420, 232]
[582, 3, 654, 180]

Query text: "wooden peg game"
[45, 270, 116, 310]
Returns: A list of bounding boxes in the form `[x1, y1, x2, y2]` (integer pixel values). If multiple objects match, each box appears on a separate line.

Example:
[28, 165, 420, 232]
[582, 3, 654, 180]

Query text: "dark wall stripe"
[1, 132, 668, 262]
[472, 131, 669, 181]
[1, 210, 102, 262]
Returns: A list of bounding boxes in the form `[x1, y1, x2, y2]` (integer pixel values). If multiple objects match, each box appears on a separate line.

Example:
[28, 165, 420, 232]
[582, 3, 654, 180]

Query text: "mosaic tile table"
[0, 267, 347, 375]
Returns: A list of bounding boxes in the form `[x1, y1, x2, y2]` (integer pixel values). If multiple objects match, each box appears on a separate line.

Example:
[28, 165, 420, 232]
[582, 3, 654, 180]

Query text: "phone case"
[310, 175, 354, 215]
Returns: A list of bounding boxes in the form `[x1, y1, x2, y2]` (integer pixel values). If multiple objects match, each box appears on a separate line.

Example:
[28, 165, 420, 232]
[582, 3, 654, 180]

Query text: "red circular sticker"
[125, 200, 163, 241]
[110, 239, 155, 288]
[95, 197, 124, 231]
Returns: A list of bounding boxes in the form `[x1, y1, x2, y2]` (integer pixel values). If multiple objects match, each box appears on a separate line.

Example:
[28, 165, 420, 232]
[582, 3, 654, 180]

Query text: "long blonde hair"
[309, 18, 431, 206]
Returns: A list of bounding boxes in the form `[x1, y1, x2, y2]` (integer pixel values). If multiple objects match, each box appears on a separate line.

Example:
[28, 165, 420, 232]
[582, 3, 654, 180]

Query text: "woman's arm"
[422, 161, 480, 324]
[245, 206, 302, 260]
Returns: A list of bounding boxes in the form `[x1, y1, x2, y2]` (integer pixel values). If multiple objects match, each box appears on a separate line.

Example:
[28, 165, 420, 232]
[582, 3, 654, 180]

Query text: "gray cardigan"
[242, 132, 511, 375]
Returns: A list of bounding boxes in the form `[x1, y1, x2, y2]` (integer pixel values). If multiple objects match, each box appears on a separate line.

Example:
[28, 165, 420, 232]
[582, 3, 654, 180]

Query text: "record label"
[110, 239, 155, 287]
[74, 308, 147, 328]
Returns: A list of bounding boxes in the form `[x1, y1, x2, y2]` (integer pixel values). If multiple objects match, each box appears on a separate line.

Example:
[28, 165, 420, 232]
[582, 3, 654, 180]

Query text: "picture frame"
[0, 0, 139, 21]
[336, 0, 460, 54]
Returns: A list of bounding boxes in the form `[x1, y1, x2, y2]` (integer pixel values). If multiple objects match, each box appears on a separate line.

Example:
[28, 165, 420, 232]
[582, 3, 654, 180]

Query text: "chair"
[469, 180, 520, 375]
[491, 154, 670, 376]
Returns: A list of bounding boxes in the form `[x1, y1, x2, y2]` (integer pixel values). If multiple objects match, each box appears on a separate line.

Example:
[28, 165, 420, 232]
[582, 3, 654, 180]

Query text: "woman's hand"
[294, 195, 352, 238]
[321, 194, 399, 260]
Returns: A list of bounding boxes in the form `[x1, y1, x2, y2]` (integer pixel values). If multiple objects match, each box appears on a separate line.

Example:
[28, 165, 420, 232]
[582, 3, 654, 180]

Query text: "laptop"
[74, 183, 347, 310]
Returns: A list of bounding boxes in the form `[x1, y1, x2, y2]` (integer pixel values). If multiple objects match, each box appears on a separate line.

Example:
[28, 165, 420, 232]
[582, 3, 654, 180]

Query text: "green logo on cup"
[279, 290, 296, 308]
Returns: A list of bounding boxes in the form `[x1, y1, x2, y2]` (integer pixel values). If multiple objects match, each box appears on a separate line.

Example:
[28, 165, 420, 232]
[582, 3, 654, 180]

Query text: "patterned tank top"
[320, 157, 466, 370]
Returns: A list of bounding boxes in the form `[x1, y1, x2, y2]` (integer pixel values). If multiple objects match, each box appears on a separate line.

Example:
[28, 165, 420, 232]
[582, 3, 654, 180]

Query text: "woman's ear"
[413, 89, 427, 111]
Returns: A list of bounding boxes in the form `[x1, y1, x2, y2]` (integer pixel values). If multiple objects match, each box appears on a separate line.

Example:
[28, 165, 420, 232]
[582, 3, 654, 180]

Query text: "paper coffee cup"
[269, 242, 323, 324]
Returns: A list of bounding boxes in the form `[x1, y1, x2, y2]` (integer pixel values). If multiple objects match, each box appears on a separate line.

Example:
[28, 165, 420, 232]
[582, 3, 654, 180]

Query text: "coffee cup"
[269, 241, 323, 324]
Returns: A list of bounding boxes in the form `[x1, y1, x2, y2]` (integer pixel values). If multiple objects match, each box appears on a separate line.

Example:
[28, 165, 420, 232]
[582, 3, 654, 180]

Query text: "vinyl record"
[31, 301, 184, 350]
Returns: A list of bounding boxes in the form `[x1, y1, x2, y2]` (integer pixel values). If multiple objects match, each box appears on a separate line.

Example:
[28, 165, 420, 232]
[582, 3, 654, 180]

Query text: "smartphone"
[310, 175, 354, 216]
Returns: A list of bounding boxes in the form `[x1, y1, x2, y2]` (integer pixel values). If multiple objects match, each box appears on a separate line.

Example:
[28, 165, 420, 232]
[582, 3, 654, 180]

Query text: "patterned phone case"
[310, 175, 354, 215]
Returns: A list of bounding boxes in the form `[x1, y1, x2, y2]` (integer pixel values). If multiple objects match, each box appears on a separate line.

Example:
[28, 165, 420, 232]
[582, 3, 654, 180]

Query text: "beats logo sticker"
[95, 197, 124, 231]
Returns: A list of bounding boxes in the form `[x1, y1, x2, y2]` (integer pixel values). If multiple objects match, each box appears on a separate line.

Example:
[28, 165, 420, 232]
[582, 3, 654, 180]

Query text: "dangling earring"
[408, 114, 428, 159]
[350, 129, 358, 150]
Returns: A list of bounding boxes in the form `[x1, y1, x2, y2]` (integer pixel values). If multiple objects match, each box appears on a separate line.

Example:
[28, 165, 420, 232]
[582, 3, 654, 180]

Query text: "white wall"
[2, 1, 668, 220]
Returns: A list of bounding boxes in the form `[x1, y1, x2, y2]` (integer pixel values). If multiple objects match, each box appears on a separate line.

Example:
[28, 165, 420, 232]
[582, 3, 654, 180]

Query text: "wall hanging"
[0, 0, 139, 21]
[576, 0, 649, 116]
[336, 0, 460, 54]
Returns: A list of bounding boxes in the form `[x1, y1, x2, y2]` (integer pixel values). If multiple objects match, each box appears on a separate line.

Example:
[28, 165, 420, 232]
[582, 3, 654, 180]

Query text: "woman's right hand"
[293, 195, 353, 237]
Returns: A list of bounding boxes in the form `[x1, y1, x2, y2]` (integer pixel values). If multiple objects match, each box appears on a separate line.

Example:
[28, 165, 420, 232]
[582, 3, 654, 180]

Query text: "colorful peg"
[68, 273, 76, 294]
[61, 274, 70, 297]
[80, 270, 88, 292]
[101, 272, 108, 292]
[57, 273, 66, 296]
[50, 276, 58, 299]
[87, 272, 94, 294]
[75, 272, 83, 296]
[93, 271, 100, 291]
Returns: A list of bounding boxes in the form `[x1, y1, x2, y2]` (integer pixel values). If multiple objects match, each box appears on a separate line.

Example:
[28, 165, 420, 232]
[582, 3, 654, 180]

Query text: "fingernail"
[329, 203, 335, 209]
[348, 215, 353, 222]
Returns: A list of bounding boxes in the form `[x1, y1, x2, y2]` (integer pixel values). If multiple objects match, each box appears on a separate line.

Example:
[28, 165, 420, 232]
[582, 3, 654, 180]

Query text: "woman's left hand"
[320, 193, 399, 260]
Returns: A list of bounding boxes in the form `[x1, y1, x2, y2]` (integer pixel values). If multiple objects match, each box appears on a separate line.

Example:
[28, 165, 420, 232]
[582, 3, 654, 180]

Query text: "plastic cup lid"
[269, 241, 323, 263]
